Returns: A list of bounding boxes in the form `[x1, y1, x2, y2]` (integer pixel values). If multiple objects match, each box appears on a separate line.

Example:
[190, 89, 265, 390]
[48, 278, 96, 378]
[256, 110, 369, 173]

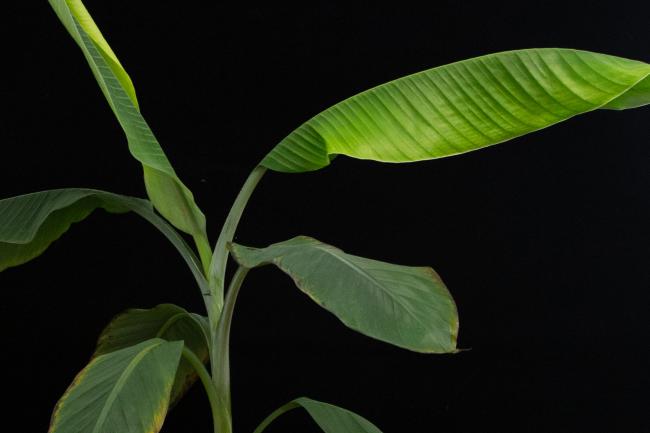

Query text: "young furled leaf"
[48, 0, 208, 244]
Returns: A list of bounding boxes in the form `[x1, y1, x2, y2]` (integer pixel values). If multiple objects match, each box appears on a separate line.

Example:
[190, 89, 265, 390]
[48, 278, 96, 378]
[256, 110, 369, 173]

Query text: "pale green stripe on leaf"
[262, 48, 650, 172]
[63, 0, 138, 108]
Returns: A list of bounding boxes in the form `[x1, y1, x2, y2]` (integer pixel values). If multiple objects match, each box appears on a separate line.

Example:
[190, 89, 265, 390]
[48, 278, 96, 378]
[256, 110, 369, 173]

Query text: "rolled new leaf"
[49, 339, 183, 433]
[94, 304, 210, 405]
[0, 189, 207, 292]
[262, 48, 650, 172]
[229, 236, 458, 353]
[48, 0, 207, 239]
[254, 397, 383, 433]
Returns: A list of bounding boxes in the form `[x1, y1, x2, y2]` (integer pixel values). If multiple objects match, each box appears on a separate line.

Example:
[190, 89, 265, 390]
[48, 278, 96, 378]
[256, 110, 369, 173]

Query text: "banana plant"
[1, 1, 648, 432]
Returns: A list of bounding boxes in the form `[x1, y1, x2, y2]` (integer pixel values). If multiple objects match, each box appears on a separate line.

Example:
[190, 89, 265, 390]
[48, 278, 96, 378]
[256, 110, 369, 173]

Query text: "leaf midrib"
[154, 312, 189, 339]
[91, 341, 162, 433]
[304, 243, 431, 335]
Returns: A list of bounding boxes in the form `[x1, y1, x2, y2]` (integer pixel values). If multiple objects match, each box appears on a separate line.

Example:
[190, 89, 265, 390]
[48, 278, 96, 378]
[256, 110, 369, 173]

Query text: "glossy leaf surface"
[230, 236, 458, 353]
[262, 49, 650, 172]
[48, 0, 207, 238]
[0, 189, 207, 292]
[49, 339, 183, 433]
[94, 304, 210, 405]
[254, 397, 383, 433]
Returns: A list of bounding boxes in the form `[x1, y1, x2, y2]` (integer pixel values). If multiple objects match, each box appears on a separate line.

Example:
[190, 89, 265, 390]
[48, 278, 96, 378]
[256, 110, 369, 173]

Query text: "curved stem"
[131, 202, 208, 295]
[252, 401, 300, 433]
[155, 312, 188, 338]
[208, 166, 266, 314]
[212, 266, 250, 433]
[204, 165, 266, 432]
[181, 346, 220, 433]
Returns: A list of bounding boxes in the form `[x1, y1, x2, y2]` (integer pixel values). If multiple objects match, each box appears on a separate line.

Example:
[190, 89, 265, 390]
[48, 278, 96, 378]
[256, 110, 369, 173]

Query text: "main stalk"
[205, 166, 267, 433]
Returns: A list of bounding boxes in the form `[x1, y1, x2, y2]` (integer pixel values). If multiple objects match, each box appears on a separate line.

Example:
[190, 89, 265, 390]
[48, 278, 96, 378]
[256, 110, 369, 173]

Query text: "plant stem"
[181, 346, 220, 433]
[194, 233, 219, 325]
[206, 165, 265, 432]
[252, 401, 300, 433]
[194, 233, 214, 277]
[212, 266, 249, 433]
[208, 165, 266, 313]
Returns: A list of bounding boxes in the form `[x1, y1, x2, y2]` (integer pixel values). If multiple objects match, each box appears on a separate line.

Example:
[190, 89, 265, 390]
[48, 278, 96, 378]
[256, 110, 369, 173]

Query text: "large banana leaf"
[48, 0, 207, 239]
[262, 49, 650, 172]
[94, 304, 210, 406]
[254, 397, 383, 433]
[0, 189, 207, 292]
[229, 236, 458, 353]
[49, 339, 183, 433]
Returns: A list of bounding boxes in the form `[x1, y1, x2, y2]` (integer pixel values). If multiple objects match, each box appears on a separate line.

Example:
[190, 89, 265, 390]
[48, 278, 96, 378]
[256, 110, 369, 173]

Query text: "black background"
[1, 1, 649, 432]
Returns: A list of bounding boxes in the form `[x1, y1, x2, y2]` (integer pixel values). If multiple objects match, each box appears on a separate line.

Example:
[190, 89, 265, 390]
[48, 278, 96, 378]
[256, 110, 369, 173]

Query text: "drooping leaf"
[254, 397, 383, 433]
[93, 304, 210, 405]
[49, 339, 183, 433]
[0, 189, 207, 292]
[48, 0, 207, 240]
[262, 49, 650, 172]
[229, 236, 458, 353]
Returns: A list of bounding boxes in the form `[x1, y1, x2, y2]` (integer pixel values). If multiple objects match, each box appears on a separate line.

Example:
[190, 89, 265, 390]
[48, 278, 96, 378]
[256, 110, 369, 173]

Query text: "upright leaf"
[262, 49, 650, 172]
[229, 236, 458, 353]
[254, 397, 383, 433]
[49, 339, 183, 433]
[0, 189, 207, 292]
[94, 304, 210, 405]
[48, 0, 207, 239]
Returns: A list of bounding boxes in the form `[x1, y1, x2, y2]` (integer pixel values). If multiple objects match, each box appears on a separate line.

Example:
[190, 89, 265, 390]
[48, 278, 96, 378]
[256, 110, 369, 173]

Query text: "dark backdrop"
[2, 1, 649, 432]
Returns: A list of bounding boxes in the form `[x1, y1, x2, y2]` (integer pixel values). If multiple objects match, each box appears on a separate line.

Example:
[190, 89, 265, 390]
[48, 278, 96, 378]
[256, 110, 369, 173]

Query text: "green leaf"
[262, 49, 650, 172]
[48, 0, 207, 239]
[0, 189, 207, 292]
[254, 397, 383, 433]
[229, 236, 458, 353]
[93, 304, 210, 406]
[49, 339, 183, 433]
